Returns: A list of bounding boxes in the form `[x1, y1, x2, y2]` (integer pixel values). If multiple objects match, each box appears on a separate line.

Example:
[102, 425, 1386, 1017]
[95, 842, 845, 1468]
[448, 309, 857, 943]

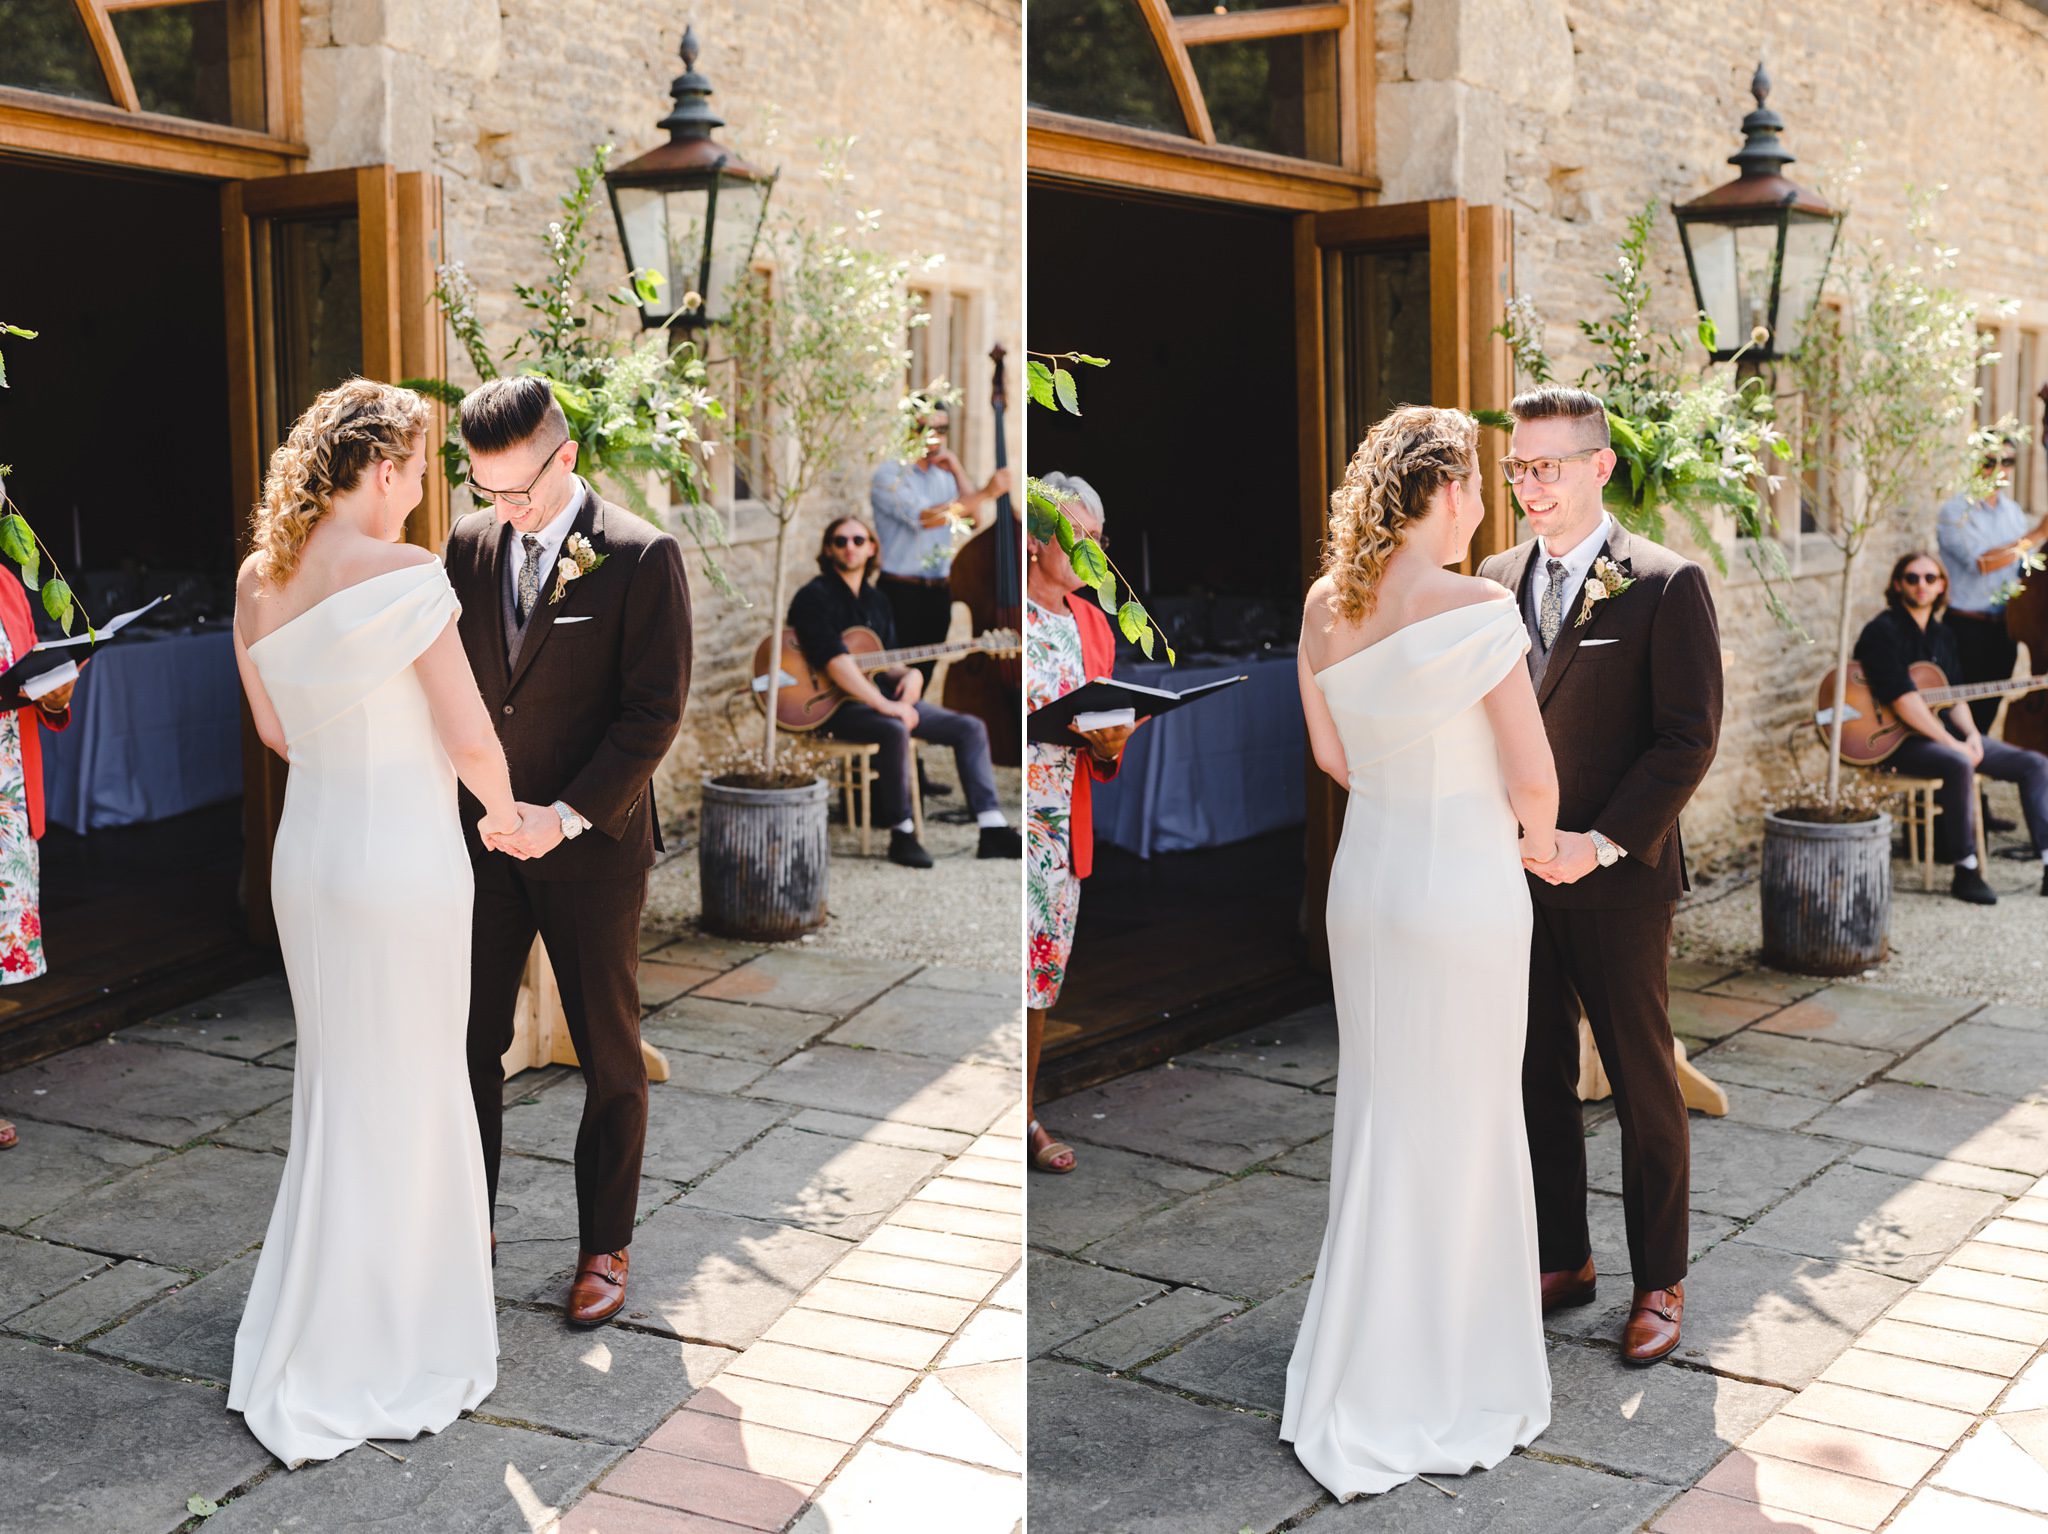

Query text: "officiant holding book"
[1025, 474, 1140, 1176]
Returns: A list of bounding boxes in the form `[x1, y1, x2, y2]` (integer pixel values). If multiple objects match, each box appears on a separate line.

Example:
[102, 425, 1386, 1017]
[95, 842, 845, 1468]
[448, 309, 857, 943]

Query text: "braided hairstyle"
[1321, 405, 1477, 625]
[250, 378, 429, 586]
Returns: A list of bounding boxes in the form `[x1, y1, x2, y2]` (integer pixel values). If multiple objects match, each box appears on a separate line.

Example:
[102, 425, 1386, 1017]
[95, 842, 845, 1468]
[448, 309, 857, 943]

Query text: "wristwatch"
[552, 800, 589, 840]
[1589, 829, 1625, 868]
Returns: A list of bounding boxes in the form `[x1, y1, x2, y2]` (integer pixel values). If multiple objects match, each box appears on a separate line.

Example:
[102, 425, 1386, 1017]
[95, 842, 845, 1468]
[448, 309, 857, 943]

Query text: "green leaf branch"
[1026, 350, 1174, 661]
[0, 318, 84, 633]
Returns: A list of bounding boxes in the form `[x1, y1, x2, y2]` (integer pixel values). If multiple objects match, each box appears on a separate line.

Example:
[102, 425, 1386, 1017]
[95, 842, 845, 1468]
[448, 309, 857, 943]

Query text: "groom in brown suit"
[446, 376, 692, 1327]
[1477, 385, 1723, 1365]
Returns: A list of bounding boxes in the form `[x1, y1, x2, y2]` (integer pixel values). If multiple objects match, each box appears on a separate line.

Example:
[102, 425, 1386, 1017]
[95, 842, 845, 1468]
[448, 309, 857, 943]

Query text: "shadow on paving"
[0, 934, 1023, 1534]
[1028, 969, 2046, 1533]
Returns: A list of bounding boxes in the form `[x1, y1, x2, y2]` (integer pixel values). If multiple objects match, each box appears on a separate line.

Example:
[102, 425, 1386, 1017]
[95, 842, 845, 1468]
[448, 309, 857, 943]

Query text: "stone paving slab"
[0, 1119, 161, 1228]
[1082, 1172, 1328, 1302]
[1180, 1004, 1341, 1089]
[1806, 1084, 2048, 1175]
[1027, 1360, 1320, 1534]
[1271, 1134, 1332, 1180]
[783, 1108, 973, 1156]
[491, 1154, 677, 1304]
[1024, 1141, 1222, 1255]
[1756, 985, 1981, 1053]
[789, 1439, 1018, 1534]
[1981, 1004, 2048, 1034]
[1850, 1145, 2038, 1197]
[502, 1074, 787, 1186]
[1891, 1021, 2048, 1103]
[0, 1232, 109, 1322]
[1058, 1285, 1239, 1371]
[611, 1203, 850, 1349]
[1297, 1452, 1678, 1533]
[872, 1374, 1021, 1471]
[903, 964, 1015, 999]
[1737, 1163, 2007, 1280]
[642, 996, 836, 1065]
[637, 1046, 773, 1097]
[1138, 1284, 1306, 1412]
[744, 1044, 1018, 1134]
[117, 975, 298, 1059]
[1695, 1030, 1895, 1101]
[1028, 1252, 1164, 1356]
[1703, 970, 1830, 1005]
[1669, 989, 1779, 1043]
[1538, 1339, 1789, 1483]
[28, 1145, 276, 1271]
[829, 982, 1020, 1068]
[0, 1039, 292, 1147]
[678, 1124, 943, 1239]
[4, 1258, 182, 1343]
[0, 1339, 276, 1534]
[210, 1097, 292, 1155]
[93, 1251, 256, 1381]
[694, 952, 918, 1017]
[1589, 1115, 1842, 1222]
[1042, 1067, 1329, 1174]
[480, 1304, 732, 1443]
[206, 1415, 624, 1533]
[1532, 1195, 1739, 1336]
[1717, 1082, 1829, 1131]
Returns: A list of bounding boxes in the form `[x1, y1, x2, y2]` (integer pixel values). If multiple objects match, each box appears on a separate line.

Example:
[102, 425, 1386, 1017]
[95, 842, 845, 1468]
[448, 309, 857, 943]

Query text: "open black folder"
[0, 595, 167, 706]
[1026, 673, 1246, 744]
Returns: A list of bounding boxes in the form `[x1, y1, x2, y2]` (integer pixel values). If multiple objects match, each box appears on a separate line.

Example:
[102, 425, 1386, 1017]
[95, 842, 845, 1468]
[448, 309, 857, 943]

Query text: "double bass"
[2008, 380, 2048, 757]
[942, 344, 1023, 763]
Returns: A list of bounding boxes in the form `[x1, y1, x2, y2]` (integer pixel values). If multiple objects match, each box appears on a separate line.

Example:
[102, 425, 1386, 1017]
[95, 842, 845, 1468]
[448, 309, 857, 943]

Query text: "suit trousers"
[1523, 897, 1690, 1291]
[465, 852, 649, 1254]
[826, 699, 999, 828]
[1888, 732, 2048, 862]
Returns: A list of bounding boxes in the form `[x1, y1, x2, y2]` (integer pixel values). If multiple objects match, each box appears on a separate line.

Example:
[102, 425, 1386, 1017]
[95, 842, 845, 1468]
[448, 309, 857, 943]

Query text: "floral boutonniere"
[550, 532, 608, 605]
[1575, 556, 1635, 627]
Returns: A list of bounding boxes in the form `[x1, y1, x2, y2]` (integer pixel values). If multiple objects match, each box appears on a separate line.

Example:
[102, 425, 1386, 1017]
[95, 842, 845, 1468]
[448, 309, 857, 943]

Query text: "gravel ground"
[644, 761, 1022, 973]
[1675, 781, 2047, 1005]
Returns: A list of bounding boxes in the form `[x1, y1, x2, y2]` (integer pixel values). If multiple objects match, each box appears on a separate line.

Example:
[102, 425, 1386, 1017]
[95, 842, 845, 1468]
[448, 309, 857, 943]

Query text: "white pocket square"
[1579, 638, 1618, 647]
[554, 615, 594, 625]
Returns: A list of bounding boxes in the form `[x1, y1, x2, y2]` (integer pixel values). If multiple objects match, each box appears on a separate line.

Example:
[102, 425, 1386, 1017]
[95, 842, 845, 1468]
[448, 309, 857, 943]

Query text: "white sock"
[1959, 854, 1979, 871]
[894, 819, 915, 834]
[976, 811, 1008, 829]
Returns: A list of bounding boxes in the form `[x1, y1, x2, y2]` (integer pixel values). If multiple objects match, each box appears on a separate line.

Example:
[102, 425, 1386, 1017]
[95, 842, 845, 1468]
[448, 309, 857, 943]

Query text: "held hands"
[480, 802, 565, 860]
[1071, 719, 1142, 764]
[34, 681, 74, 715]
[1525, 828, 1600, 885]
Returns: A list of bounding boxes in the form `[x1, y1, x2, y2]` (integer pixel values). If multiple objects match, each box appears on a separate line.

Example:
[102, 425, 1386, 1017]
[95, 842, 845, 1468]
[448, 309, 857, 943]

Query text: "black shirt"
[788, 572, 896, 673]
[1853, 605, 1962, 706]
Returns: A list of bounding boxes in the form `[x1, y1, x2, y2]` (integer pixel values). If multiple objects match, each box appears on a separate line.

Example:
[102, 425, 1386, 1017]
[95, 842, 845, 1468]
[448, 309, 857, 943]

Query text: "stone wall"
[1378, 0, 2048, 871]
[297, 0, 1023, 821]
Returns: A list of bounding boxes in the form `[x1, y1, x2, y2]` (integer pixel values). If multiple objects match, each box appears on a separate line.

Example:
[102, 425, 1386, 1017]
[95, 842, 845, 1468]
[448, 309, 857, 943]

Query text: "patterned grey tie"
[516, 533, 544, 625]
[1539, 558, 1567, 650]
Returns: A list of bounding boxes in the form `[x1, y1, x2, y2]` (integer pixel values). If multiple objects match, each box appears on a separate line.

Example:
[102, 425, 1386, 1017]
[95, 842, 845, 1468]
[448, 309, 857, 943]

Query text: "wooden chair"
[804, 737, 924, 854]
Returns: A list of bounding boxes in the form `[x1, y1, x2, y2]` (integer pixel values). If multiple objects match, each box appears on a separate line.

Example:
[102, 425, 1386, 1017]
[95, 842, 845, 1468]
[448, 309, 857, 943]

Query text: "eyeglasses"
[831, 533, 871, 549]
[1899, 572, 1945, 586]
[1501, 448, 1603, 485]
[466, 437, 569, 508]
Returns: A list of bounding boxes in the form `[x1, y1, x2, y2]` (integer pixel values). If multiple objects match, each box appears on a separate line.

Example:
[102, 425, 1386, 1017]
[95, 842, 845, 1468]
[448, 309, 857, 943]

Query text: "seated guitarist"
[1854, 550, 2048, 904]
[788, 515, 1022, 869]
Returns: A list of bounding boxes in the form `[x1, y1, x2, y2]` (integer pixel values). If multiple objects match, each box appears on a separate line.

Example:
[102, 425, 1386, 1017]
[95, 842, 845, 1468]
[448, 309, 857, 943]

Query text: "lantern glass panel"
[705, 177, 769, 326]
[1731, 221, 1784, 344]
[613, 185, 677, 321]
[1774, 215, 1839, 357]
[1684, 221, 1739, 345]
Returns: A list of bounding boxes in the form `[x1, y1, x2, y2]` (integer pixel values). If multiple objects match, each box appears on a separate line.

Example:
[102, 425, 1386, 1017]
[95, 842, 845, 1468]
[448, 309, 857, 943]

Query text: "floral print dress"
[1027, 598, 1085, 1008]
[0, 618, 46, 983]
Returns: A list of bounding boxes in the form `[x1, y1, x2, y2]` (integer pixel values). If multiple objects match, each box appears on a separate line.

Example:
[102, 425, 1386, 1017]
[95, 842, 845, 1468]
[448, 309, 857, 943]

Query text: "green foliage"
[0, 316, 80, 633]
[1495, 204, 1798, 628]
[401, 144, 734, 598]
[1025, 350, 1174, 661]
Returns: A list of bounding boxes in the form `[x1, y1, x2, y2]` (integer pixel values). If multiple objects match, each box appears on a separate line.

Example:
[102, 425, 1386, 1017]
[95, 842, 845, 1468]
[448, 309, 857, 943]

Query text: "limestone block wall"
[296, 0, 1023, 822]
[1379, 0, 2048, 871]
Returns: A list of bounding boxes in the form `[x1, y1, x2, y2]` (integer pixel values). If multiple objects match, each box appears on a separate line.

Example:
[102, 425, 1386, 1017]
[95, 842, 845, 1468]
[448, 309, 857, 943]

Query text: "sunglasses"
[1899, 572, 1945, 586]
[831, 533, 870, 548]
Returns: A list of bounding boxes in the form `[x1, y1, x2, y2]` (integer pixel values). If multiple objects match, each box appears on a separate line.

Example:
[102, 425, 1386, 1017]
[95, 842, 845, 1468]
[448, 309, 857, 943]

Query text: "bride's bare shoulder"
[1416, 570, 1512, 620]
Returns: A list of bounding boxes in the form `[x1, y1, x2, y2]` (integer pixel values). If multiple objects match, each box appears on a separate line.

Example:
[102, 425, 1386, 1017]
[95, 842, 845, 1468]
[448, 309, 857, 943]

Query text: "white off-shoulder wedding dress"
[229, 561, 497, 1467]
[1281, 595, 1551, 1498]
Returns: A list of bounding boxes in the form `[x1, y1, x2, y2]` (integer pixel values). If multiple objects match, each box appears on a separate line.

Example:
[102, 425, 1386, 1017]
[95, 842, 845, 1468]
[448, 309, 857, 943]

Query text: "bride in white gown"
[228, 379, 522, 1466]
[1282, 405, 1559, 1498]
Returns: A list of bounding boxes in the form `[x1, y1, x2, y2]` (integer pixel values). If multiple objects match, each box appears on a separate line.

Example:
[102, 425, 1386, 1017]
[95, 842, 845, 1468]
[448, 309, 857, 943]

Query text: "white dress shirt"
[1523, 510, 1616, 637]
[504, 474, 588, 616]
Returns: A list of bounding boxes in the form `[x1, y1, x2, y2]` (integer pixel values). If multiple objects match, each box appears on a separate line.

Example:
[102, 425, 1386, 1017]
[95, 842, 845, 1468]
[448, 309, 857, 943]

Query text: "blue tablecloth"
[1091, 649, 1306, 858]
[42, 628, 243, 834]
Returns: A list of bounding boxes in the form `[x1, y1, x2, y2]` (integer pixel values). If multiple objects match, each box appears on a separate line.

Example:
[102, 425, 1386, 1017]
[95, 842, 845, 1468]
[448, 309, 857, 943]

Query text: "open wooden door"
[222, 165, 446, 943]
[1295, 197, 1514, 963]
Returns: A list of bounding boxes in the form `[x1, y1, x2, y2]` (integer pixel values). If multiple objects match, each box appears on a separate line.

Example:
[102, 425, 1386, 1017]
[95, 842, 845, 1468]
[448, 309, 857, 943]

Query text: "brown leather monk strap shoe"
[1622, 1282, 1684, 1365]
[567, 1248, 630, 1328]
[1540, 1257, 1597, 1313]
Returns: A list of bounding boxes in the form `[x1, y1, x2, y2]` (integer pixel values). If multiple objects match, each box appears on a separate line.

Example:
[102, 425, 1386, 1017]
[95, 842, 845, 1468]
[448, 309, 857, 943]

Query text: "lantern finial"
[1730, 58, 1794, 181]
[680, 23, 698, 73]
[1750, 60, 1770, 112]
[657, 21, 724, 144]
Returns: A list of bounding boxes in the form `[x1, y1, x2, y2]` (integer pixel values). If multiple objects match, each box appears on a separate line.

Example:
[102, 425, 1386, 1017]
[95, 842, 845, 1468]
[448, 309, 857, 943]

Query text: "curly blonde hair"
[250, 378, 429, 585]
[1321, 405, 1478, 624]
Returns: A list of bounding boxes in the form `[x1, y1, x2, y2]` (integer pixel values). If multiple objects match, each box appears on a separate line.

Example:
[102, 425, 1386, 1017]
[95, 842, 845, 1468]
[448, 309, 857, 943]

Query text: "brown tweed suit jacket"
[1478, 522, 1723, 910]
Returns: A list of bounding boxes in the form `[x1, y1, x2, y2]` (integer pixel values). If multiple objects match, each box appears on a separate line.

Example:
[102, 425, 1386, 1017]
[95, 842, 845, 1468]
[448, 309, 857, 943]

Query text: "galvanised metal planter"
[698, 775, 829, 940]
[1759, 809, 1892, 976]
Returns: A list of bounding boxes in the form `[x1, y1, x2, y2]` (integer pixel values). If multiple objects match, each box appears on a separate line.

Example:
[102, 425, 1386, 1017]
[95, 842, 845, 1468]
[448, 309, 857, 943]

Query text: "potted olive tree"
[1774, 201, 2010, 972]
[705, 144, 937, 938]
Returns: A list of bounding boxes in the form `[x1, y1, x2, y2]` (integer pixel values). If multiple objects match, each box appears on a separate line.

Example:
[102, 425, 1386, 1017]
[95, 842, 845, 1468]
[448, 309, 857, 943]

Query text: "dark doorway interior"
[1030, 184, 1315, 1091]
[0, 156, 256, 1069]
